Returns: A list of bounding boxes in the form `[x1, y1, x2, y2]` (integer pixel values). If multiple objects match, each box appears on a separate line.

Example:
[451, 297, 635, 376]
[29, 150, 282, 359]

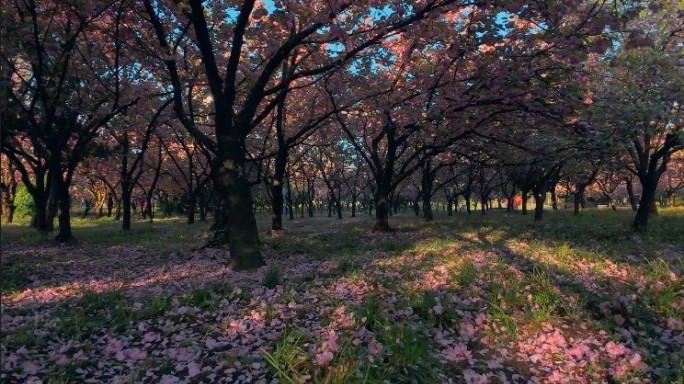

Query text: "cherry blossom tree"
[141, 0, 472, 269]
[1, 0, 139, 240]
[588, 1, 683, 228]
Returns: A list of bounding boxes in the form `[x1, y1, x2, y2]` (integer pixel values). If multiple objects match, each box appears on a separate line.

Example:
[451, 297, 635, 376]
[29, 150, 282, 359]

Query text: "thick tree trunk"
[464, 194, 472, 214]
[327, 196, 333, 217]
[446, 197, 453, 216]
[521, 191, 529, 215]
[480, 194, 487, 216]
[28, 170, 50, 231]
[55, 178, 74, 243]
[373, 186, 392, 232]
[32, 194, 49, 231]
[626, 178, 638, 211]
[533, 191, 544, 222]
[423, 195, 433, 221]
[145, 197, 154, 222]
[107, 195, 114, 217]
[351, 194, 357, 217]
[421, 165, 434, 221]
[122, 189, 132, 230]
[633, 176, 658, 229]
[187, 193, 196, 224]
[211, 148, 265, 270]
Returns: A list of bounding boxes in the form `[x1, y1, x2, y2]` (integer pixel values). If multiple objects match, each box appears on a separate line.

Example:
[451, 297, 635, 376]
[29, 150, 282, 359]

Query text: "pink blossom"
[324, 330, 340, 353]
[666, 317, 682, 331]
[126, 348, 148, 361]
[463, 369, 489, 384]
[486, 358, 503, 369]
[21, 361, 39, 375]
[460, 320, 477, 339]
[368, 338, 383, 356]
[142, 332, 159, 343]
[628, 352, 643, 368]
[567, 344, 589, 360]
[444, 343, 472, 363]
[106, 338, 124, 353]
[547, 371, 565, 383]
[605, 341, 628, 359]
[205, 338, 218, 349]
[187, 362, 201, 378]
[55, 355, 69, 366]
[159, 375, 180, 384]
[315, 350, 334, 366]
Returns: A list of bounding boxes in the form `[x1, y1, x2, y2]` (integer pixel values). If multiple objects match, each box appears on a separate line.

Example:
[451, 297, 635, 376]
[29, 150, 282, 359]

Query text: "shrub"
[14, 186, 34, 218]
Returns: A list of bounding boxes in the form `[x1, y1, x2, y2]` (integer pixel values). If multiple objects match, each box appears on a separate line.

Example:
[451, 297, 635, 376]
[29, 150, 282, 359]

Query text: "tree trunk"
[626, 178, 638, 211]
[550, 188, 558, 210]
[146, 197, 154, 222]
[286, 173, 294, 221]
[198, 193, 207, 222]
[351, 194, 357, 217]
[413, 196, 420, 216]
[421, 164, 434, 221]
[521, 191, 529, 215]
[464, 193, 472, 214]
[373, 186, 392, 231]
[106, 195, 114, 217]
[122, 189, 132, 230]
[81, 200, 91, 218]
[446, 197, 453, 216]
[533, 191, 544, 221]
[211, 147, 265, 270]
[335, 194, 343, 219]
[423, 194, 433, 221]
[32, 194, 49, 231]
[271, 148, 287, 230]
[327, 196, 333, 217]
[55, 177, 74, 242]
[47, 177, 58, 231]
[633, 176, 658, 229]
[187, 193, 196, 224]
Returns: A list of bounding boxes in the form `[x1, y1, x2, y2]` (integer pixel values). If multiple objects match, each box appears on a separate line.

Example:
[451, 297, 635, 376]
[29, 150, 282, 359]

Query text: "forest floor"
[1, 208, 683, 384]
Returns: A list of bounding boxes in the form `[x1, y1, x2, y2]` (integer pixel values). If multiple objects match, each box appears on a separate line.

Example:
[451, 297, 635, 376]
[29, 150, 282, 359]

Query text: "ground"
[1, 209, 683, 383]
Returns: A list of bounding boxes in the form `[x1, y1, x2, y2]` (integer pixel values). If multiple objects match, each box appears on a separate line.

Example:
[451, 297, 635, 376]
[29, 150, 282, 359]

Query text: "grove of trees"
[2, 0, 682, 270]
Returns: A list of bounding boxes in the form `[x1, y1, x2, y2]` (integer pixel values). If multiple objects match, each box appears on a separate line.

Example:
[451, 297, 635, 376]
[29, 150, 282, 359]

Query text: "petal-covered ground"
[1, 210, 683, 383]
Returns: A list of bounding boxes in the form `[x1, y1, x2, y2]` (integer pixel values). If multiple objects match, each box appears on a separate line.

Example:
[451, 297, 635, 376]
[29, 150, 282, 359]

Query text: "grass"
[1, 215, 210, 250]
[263, 267, 282, 289]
